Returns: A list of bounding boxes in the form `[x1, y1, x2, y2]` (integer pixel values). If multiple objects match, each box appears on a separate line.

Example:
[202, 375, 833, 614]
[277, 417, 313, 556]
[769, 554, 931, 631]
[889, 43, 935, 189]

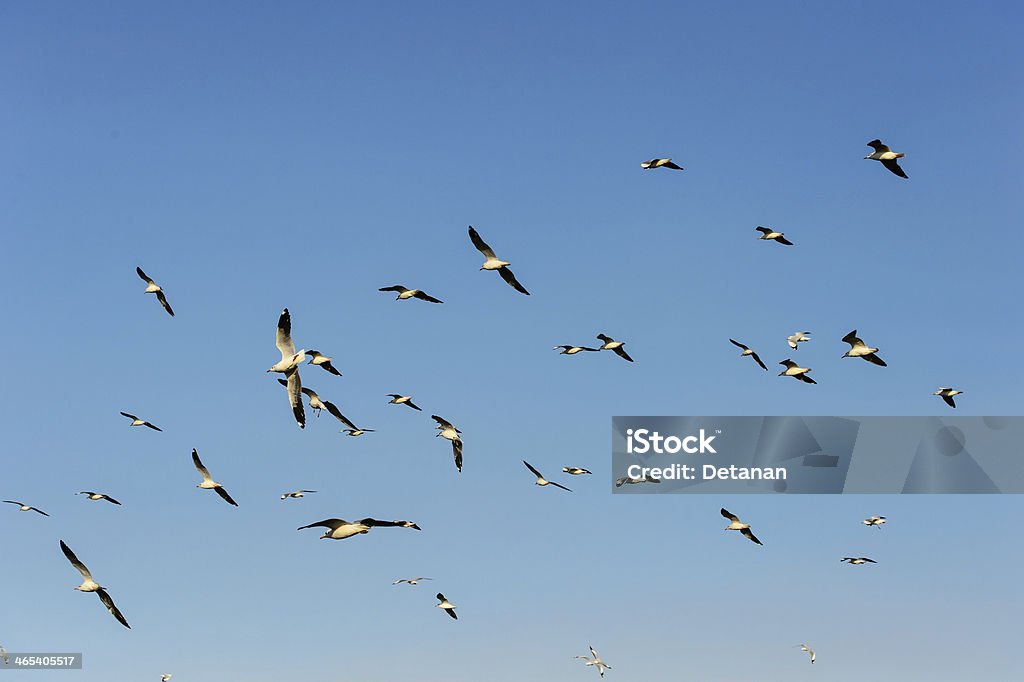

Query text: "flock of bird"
[1, 141, 956, 679]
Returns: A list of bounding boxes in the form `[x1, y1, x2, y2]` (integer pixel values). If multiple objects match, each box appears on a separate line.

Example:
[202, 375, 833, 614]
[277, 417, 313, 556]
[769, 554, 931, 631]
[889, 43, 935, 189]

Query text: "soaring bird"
[280, 490, 317, 500]
[840, 557, 877, 565]
[575, 646, 612, 678]
[393, 577, 432, 585]
[386, 394, 423, 411]
[297, 517, 421, 540]
[3, 500, 49, 516]
[135, 266, 174, 317]
[798, 644, 816, 664]
[779, 359, 816, 384]
[275, 380, 356, 429]
[342, 428, 375, 437]
[863, 515, 887, 528]
[640, 157, 683, 170]
[933, 387, 964, 408]
[720, 508, 763, 545]
[614, 474, 660, 486]
[755, 226, 794, 246]
[841, 330, 887, 366]
[729, 339, 767, 371]
[433, 415, 464, 472]
[787, 331, 811, 350]
[554, 345, 599, 355]
[596, 334, 634, 362]
[563, 467, 592, 475]
[305, 350, 342, 376]
[191, 449, 238, 507]
[266, 309, 306, 429]
[865, 139, 908, 178]
[77, 492, 121, 505]
[161, 676, 172, 682]
[59, 540, 130, 629]
[468, 225, 530, 295]
[435, 593, 458, 620]
[119, 412, 162, 431]
[378, 285, 444, 304]
[523, 461, 572, 492]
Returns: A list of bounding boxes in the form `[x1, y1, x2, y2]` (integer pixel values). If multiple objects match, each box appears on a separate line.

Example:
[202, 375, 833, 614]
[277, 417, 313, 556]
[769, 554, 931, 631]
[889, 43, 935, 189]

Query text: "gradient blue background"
[1, 1, 1021, 680]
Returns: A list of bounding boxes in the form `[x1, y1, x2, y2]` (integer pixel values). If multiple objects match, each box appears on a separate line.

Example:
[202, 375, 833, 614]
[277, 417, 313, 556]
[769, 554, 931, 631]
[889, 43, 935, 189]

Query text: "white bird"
[378, 285, 444, 304]
[275, 380, 357, 429]
[729, 339, 767, 371]
[563, 467, 592, 475]
[343, 428, 375, 437]
[0, 645, 7, 665]
[614, 474, 660, 486]
[841, 557, 877, 565]
[865, 139, 908, 179]
[191, 449, 238, 507]
[436, 593, 458, 620]
[59, 540, 130, 629]
[863, 515, 887, 528]
[160, 676, 172, 682]
[297, 517, 421, 540]
[721, 508, 763, 545]
[779, 359, 816, 384]
[135, 266, 174, 317]
[281, 490, 317, 500]
[77, 492, 121, 505]
[575, 646, 612, 678]
[842, 330, 887, 366]
[433, 415, 464, 472]
[523, 461, 572, 492]
[787, 331, 811, 350]
[119, 411, 162, 431]
[266, 308, 306, 429]
[3, 500, 49, 516]
[468, 225, 530, 295]
[554, 345, 599, 355]
[596, 334, 634, 362]
[640, 157, 683, 170]
[386, 394, 422, 411]
[798, 644, 816, 664]
[393, 577, 432, 585]
[755, 226, 793, 246]
[305, 350, 342, 376]
[933, 387, 964, 408]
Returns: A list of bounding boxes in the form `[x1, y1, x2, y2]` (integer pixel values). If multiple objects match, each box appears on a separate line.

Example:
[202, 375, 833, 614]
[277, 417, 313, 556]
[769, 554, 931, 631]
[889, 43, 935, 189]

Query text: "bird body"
[378, 285, 443, 303]
[787, 331, 811, 349]
[863, 515, 886, 528]
[934, 387, 963, 408]
[596, 334, 634, 362]
[563, 467, 592, 475]
[841, 557, 877, 565]
[78, 492, 121, 505]
[281, 490, 316, 500]
[721, 507, 763, 545]
[387, 394, 422, 410]
[306, 350, 342, 376]
[435, 593, 458, 619]
[865, 139, 908, 178]
[297, 517, 421, 540]
[842, 330, 887, 366]
[755, 226, 793, 245]
[779, 359, 816, 384]
[640, 157, 683, 170]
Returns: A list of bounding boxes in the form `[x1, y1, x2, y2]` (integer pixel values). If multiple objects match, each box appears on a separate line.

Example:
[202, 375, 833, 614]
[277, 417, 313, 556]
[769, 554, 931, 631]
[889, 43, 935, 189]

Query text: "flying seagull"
[729, 339, 767, 371]
[343, 428, 375, 437]
[59, 540, 130, 629]
[276, 380, 357, 429]
[468, 225, 530, 295]
[787, 331, 811, 350]
[281, 490, 317, 500]
[721, 507, 763, 545]
[297, 517, 421, 540]
[640, 157, 683, 170]
[386, 394, 422, 411]
[191, 449, 238, 507]
[841, 330, 887, 366]
[393, 577, 432, 585]
[433, 415, 464, 472]
[266, 309, 306, 429]
[378, 285, 443, 304]
[933, 387, 963, 408]
[863, 515, 887, 528]
[779, 359, 816, 384]
[755, 226, 793, 246]
[78, 492, 121, 505]
[436, 593, 458, 620]
[563, 467, 592, 475]
[305, 350, 342, 377]
[596, 334, 634, 362]
[865, 139, 908, 179]
[135, 266, 174, 317]
[840, 557, 877, 565]
[119, 412, 162, 431]
[575, 646, 612, 678]
[554, 345, 599, 355]
[0, 645, 7, 665]
[161, 676, 172, 682]
[797, 644, 816, 664]
[523, 461, 572, 491]
[614, 474, 660, 486]
[3, 500, 49, 516]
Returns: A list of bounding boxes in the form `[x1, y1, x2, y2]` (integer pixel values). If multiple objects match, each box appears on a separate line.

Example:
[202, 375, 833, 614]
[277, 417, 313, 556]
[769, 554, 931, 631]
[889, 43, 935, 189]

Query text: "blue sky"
[1, 1, 1021, 680]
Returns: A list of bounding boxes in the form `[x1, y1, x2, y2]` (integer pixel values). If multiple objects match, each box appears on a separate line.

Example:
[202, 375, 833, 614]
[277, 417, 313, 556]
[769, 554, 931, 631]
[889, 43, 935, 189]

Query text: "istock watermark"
[611, 416, 1024, 494]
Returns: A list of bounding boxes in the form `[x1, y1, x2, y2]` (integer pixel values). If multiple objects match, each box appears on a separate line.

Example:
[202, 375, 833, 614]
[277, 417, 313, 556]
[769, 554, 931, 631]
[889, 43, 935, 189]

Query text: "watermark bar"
[611, 416, 1024, 494]
[0, 653, 82, 669]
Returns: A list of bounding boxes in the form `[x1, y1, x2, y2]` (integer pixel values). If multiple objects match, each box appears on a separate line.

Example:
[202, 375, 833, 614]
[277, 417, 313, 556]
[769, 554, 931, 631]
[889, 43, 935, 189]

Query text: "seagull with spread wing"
[297, 517, 421, 540]
[3, 500, 49, 516]
[468, 225, 530, 295]
[755, 226, 794, 246]
[435, 593, 458, 620]
[135, 266, 174, 317]
[266, 308, 306, 429]
[191, 449, 238, 507]
[729, 339, 767, 371]
[59, 540, 130, 629]
[596, 334, 633, 362]
[721, 508, 763, 545]
[640, 157, 683, 170]
[841, 557, 877, 565]
[305, 350, 342, 376]
[554, 345, 599, 355]
[77, 492, 121, 505]
[378, 285, 444, 304]
[386, 394, 423, 411]
[779, 359, 816, 384]
[575, 646, 612, 678]
[842, 330, 887, 366]
[933, 387, 964, 408]
[523, 461, 572, 491]
[393, 577, 432, 585]
[865, 139, 908, 178]
[120, 412, 162, 431]
[432, 415, 464, 472]
[281, 490, 317, 500]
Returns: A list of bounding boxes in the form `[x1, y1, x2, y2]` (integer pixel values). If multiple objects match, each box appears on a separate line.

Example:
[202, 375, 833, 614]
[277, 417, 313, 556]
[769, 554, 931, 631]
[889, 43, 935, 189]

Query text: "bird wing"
[663, 160, 684, 170]
[755, 226, 772, 235]
[102, 495, 122, 505]
[191, 449, 213, 482]
[881, 158, 908, 178]
[523, 460, 544, 479]
[864, 558, 878, 563]
[498, 267, 530, 295]
[412, 290, 444, 303]
[2, 500, 22, 506]
[136, 266, 154, 284]
[286, 369, 306, 429]
[30, 506, 50, 516]
[729, 339, 749, 351]
[275, 308, 295, 358]
[776, 236, 794, 245]
[143, 421, 162, 431]
[751, 352, 768, 371]
[214, 486, 238, 507]
[156, 290, 175, 317]
[378, 285, 408, 293]
[432, 415, 455, 429]
[942, 394, 957, 408]
[741, 528, 763, 545]
[120, 412, 138, 421]
[320, 360, 342, 376]
[720, 508, 739, 522]
[453, 439, 463, 472]
[445, 608, 458, 620]
[613, 346, 634, 362]
[798, 374, 818, 384]
[866, 139, 889, 152]
[842, 330, 863, 347]
[323, 400, 357, 430]
[60, 540, 93, 580]
[468, 225, 496, 258]
[864, 353, 887, 367]
[96, 588, 131, 629]
[360, 518, 421, 530]
[549, 480, 573, 492]
[405, 399, 423, 411]
[297, 518, 346, 531]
